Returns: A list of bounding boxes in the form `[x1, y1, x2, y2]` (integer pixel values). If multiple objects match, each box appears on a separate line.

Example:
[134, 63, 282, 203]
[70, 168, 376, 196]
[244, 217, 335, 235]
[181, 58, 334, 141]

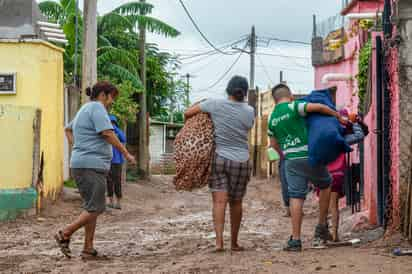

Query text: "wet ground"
[0, 176, 411, 273]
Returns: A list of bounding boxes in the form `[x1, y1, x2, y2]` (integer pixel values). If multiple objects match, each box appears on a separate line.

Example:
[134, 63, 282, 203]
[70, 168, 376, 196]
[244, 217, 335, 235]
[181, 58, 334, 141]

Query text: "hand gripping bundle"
[173, 113, 215, 191]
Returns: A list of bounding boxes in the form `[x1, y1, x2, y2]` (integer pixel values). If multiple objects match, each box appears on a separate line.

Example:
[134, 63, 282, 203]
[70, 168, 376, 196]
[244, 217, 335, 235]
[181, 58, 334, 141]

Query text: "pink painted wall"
[387, 24, 400, 228]
[314, 0, 384, 225]
[314, 33, 378, 224]
[342, 0, 385, 15]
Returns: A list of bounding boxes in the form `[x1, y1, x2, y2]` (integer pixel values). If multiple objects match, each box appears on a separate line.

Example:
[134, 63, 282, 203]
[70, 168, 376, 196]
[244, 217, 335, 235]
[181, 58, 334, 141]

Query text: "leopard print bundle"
[173, 113, 214, 191]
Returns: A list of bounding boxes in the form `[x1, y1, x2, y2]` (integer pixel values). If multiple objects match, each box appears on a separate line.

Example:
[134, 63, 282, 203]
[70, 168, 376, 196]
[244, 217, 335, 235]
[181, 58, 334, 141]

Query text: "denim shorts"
[285, 158, 332, 199]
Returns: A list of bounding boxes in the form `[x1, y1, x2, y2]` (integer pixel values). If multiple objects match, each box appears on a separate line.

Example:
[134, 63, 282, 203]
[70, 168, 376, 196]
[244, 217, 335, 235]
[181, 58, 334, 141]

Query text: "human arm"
[65, 128, 74, 146]
[114, 126, 126, 143]
[101, 130, 136, 164]
[305, 103, 348, 125]
[269, 137, 284, 160]
[65, 121, 74, 146]
[184, 104, 202, 121]
[91, 104, 135, 164]
[344, 123, 365, 145]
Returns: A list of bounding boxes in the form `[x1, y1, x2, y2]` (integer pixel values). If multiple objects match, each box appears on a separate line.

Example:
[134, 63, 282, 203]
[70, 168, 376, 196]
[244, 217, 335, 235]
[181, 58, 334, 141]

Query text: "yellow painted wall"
[0, 41, 64, 199]
[0, 105, 36, 189]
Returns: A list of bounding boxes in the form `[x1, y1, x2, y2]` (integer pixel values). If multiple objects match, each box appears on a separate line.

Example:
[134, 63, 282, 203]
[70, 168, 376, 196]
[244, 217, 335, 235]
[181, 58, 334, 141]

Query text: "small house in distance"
[149, 120, 183, 174]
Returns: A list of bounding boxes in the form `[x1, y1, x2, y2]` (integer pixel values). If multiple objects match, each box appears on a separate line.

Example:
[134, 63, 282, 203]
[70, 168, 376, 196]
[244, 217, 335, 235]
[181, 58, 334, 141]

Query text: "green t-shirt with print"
[267, 101, 309, 159]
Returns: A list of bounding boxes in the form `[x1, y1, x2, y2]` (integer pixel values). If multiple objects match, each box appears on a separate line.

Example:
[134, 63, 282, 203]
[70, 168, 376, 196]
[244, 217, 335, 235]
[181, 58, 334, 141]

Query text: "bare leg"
[62, 211, 99, 239]
[212, 192, 228, 250]
[329, 192, 340, 242]
[108, 196, 114, 205]
[115, 197, 122, 208]
[84, 215, 98, 252]
[290, 198, 304, 240]
[229, 199, 243, 250]
[318, 186, 331, 225]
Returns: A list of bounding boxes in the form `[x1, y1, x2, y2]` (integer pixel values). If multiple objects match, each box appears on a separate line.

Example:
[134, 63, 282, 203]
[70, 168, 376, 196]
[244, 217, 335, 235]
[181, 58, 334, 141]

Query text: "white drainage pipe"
[321, 73, 352, 85]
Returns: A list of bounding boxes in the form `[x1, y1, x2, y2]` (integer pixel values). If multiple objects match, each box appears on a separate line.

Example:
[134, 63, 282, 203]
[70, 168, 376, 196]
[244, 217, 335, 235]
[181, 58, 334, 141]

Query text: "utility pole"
[246, 26, 259, 177]
[137, 0, 150, 178]
[249, 26, 256, 90]
[169, 79, 175, 123]
[73, 0, 80, 88]
[185, 73, 192, 108]
[280, 70, 285, 84]
[81, 0, 98, 104]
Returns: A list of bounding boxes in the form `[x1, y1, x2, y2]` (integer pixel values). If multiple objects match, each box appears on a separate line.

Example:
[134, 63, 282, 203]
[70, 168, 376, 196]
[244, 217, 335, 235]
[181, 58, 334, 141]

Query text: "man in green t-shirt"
[268, 84, 345, 252]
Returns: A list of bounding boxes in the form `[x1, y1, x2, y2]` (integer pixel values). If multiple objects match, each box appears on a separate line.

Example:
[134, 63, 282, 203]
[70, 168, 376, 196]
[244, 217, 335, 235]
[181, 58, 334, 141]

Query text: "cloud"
[38, 0, 343, 102]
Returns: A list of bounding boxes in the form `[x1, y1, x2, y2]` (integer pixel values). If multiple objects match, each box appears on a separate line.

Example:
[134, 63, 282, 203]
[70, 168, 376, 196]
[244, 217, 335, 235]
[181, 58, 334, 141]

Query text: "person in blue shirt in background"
[107, 114, 126, 210]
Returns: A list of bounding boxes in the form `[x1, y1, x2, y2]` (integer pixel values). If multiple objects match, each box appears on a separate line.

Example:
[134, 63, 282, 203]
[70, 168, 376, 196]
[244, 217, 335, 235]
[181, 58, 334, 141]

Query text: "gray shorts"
[208, 154, 251, 200]
[285, 158, 332, 199]
[71, 168, 108, 213]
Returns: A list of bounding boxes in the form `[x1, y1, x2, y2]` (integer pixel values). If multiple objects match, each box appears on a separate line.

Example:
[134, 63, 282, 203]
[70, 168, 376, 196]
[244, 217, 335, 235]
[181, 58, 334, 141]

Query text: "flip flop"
[54, 231, 71, 259]
[81, 249, 109, 261]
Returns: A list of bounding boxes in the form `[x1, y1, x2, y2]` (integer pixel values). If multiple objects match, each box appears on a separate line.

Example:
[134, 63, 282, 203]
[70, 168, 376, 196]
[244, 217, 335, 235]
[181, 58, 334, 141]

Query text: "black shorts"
[71, 168, 108, 213]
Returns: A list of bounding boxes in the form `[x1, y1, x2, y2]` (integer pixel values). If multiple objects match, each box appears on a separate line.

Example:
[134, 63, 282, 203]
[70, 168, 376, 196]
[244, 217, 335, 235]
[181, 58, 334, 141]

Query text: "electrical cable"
[179, 36, 248, 61]
[195, 49, 245, 93]
[256, 52, 310, 60]
[257, 55, 274, 85]
[178, 0, 236, 55]
[259, 36, 311, 46]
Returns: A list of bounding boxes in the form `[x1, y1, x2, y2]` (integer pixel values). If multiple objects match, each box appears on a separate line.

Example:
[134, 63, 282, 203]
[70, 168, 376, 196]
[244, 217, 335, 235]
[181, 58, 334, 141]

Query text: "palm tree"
[38, 0, 82, 82]
[38, 0, 180, 91]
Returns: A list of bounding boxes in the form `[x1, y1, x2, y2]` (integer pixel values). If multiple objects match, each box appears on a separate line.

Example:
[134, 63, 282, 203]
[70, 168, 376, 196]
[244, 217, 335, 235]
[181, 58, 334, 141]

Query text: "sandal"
[81, 249, 109, 261]
[54, 231, 71, 259]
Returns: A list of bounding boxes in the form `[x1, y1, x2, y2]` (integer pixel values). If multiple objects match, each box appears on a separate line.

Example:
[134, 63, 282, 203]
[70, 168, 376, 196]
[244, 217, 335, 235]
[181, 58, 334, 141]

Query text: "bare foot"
[231, 243, 245, 252]
[231, 246, 245, 252]
[213, 247, 225, 253]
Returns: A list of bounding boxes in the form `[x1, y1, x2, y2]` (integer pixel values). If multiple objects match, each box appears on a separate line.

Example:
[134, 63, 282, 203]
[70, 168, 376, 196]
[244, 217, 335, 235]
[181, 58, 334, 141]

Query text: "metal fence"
[315, 14, 349, 39]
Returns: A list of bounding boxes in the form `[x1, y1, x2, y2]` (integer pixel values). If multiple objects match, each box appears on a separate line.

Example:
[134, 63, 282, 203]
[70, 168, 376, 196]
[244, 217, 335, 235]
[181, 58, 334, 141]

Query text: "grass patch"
[64, 179, 77, 188]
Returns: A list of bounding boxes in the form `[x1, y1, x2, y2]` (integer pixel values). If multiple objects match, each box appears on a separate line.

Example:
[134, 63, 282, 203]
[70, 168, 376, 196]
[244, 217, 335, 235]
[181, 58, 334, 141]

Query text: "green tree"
[39, 0, 184, 120]
[38, 0, 83, 82]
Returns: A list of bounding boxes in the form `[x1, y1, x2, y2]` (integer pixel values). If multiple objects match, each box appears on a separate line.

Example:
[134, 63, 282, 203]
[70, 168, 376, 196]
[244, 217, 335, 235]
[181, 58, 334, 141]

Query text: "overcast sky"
[39, 0, 343, 102]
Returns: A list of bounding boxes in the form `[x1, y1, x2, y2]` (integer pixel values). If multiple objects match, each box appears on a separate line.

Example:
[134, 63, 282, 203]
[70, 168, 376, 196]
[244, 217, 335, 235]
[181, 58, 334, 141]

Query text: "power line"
[196, 50, 244, 92]
[181, 51, 221, 66]
[188, 53, 224, 74]
[179, 37, 247, 61]
[255, 64, 311, 73]
[259, 36, 311, 46]
[178, 0, 235, 55]
[257, 55, 274, 85]
[256, 51, 311, 60]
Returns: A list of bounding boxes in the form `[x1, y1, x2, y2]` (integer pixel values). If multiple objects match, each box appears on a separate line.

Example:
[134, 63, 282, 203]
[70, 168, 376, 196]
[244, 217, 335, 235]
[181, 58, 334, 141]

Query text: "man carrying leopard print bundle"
[185, 75, 255, 252]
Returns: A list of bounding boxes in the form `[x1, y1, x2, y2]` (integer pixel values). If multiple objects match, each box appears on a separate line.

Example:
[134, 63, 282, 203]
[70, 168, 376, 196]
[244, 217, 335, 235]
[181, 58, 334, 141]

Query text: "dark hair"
[86, 81, 119, 100]
[226, 75, 249, 102]
[271, 83, 292, 102]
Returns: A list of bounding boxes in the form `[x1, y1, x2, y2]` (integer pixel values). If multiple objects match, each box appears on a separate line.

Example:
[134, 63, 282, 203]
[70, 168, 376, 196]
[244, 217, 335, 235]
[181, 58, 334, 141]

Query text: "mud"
[0, 176, 411, 273]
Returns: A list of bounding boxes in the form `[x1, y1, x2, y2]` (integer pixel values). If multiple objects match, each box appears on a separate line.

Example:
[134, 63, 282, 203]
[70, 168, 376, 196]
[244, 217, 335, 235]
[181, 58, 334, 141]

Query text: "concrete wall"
[396, 0, 412, 231]
[0, 104, 39, 220]
[0, 40, 64, 200]
[0, 105, 36, 189]
[150, 125, 165, 165]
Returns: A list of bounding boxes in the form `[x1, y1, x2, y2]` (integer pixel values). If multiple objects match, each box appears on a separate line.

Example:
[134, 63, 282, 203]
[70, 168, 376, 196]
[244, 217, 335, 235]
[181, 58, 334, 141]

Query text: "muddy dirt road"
[0, 176, 411, 273]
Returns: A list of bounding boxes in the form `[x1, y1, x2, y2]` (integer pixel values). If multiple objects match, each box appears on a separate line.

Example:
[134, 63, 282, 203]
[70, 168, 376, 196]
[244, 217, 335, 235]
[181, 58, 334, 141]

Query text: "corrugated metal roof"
[0, 0, 44, 39]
